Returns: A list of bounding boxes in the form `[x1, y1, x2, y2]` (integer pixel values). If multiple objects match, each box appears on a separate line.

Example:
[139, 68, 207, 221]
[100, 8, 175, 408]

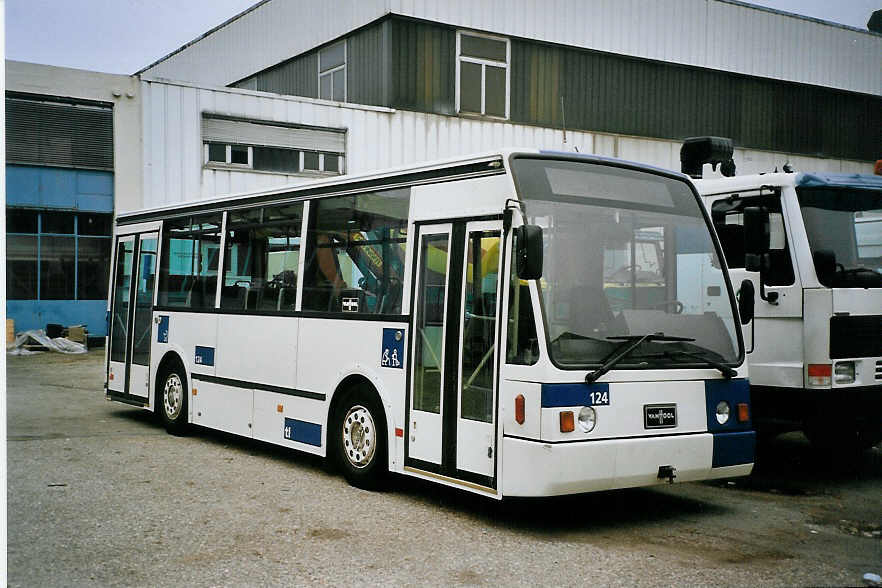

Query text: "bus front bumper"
[501, 431, 754, 497]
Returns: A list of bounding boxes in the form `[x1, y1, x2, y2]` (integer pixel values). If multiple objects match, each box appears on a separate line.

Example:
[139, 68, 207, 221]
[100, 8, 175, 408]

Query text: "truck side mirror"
[515, 225, 543, 280]
[813, 249, 836, 286]
[737, 279, 755, 324]
[743, 207, 770, 256]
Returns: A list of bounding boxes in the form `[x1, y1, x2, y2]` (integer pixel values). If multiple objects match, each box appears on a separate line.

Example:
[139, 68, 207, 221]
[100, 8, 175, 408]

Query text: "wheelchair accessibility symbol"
[381, 328, 405, 369]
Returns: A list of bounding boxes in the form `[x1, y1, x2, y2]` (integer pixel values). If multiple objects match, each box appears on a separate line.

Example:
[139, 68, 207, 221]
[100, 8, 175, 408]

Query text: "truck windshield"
[511, 157, 740, 369]
[797, 187, 882, 288]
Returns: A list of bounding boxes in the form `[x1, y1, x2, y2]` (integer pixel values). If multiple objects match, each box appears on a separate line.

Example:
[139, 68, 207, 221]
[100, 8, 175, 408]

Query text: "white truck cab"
[684, 138, 882, 452]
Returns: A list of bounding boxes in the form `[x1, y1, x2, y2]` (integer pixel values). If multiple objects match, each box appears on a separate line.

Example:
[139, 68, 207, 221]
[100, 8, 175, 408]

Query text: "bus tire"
[157, 359, 189, 436]
[333, 389, 388, 490]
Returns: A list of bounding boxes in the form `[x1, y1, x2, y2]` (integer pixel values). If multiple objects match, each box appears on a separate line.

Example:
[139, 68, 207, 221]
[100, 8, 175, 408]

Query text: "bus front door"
[407, 220, 502, 489]
[107, 232, 159, 403]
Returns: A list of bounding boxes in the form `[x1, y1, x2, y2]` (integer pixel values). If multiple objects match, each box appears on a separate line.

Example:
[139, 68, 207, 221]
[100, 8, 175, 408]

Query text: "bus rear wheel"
[333, 390, 387, 490]
[157, 360, 189, 436]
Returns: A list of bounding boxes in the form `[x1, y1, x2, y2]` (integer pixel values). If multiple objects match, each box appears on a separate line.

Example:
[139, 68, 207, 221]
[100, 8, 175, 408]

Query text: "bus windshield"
[512, 157, 740, 369]
[796, 187, 882, 288]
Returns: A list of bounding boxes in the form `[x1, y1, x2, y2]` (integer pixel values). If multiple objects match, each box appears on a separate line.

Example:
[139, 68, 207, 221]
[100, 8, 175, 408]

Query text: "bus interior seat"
[378, 278, 403, 314]
[569, 286, 616, 335]
[221, 284, 246, 309]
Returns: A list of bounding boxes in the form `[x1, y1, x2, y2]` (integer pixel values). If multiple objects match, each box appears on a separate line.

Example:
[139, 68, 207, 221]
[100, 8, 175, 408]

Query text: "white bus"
[683, 138, 882, 453]
[105, 149, 755, 498]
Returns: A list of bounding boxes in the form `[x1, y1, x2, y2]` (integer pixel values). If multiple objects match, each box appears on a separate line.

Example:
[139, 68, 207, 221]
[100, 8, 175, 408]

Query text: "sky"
[5, 0, 880, 75]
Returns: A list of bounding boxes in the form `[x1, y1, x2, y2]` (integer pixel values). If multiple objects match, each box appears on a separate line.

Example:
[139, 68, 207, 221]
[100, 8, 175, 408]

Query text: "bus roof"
[117, 149, 526, 225]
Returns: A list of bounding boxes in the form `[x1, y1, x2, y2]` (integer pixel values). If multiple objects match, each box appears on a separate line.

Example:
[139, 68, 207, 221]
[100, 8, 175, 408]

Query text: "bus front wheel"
[157, 360, 189, 436]
[333, 390, 387, 490]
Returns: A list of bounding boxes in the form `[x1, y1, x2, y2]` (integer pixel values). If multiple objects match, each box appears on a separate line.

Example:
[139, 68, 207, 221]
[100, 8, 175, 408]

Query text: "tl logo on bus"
[381, 329, 405, 369]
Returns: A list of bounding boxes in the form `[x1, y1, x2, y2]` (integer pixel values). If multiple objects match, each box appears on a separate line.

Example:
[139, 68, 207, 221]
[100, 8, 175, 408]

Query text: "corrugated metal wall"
[140, 0, 881, 98]
[389, 19, 456, 114]
[232, 24, 388, 107]
[507, 39, 881, 161]
[140, 79, 872, 209]
[6, 96, 114, 170]
[348, 21, 390, 107]
[232, 17, 880, 162]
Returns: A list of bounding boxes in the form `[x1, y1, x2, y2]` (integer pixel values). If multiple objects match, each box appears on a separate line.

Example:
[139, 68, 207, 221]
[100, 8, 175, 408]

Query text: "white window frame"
[204, 143, 253, 169]
[455, 30, 510, 119]
[300, 151, 345, 175]
[318, 40, 347, 102]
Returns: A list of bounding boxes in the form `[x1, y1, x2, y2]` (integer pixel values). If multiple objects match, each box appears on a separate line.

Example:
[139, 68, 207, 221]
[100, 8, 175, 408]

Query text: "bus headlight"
[578, 406, 597, 432]
[715, 401, 730, 425]
[834, 361, 855, 384]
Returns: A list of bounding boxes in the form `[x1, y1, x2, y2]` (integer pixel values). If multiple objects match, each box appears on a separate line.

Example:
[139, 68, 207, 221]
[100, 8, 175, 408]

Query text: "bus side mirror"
[515, 225, 543, 280]
[737, 279, 755, 324]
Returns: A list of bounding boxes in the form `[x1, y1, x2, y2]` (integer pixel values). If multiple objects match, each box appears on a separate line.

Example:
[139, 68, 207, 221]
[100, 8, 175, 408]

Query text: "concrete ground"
[6, 350, 882, 586]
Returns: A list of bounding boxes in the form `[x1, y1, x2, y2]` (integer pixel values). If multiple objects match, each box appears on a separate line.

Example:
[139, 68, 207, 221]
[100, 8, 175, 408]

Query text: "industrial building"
[134, 0, 880, 208]
[5, 0, 881, 334]
[5, 62, 141, 335]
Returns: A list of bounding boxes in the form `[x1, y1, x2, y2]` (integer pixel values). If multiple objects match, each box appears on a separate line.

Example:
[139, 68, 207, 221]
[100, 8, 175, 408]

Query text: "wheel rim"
[163, 373, 183, 421]
[342, 405, 376, 469]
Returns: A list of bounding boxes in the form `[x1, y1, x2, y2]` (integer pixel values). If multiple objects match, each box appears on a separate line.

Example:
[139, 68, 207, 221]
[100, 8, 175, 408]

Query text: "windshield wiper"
[584, 333, 695, 383]
[660, 349, 737, 379]
[838, 266, 881, 276]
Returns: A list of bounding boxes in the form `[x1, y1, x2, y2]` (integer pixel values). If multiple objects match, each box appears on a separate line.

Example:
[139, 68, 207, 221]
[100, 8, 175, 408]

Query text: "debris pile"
[7, 329, 88, 355]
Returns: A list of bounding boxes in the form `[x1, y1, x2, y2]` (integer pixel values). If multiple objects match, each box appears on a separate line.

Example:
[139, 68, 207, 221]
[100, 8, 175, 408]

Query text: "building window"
[204, 143, 253, 168]
[202, 115, 346, 176]
[456, 31, 509, 118]
[5, 209, 112, 301]
[318, 41, 346, 102]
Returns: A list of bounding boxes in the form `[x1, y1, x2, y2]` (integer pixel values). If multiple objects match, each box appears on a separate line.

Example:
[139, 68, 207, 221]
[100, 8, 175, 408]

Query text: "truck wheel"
[333, 390, 387, 490]
[804, 420, 880, 454]
[157, 360, 189, 435]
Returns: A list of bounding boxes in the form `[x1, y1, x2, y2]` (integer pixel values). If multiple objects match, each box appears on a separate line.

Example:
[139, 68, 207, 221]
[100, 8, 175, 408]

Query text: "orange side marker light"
[560, 411, 575, 433]
[737, 403, 750, 423]
[515, 394, 525, 425]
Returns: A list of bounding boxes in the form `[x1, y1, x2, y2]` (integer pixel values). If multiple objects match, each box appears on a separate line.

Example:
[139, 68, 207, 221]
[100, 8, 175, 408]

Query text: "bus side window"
[506, 231, 539, 365]
[220, 203, 302, 312]
[302, 189, 410, 314]
[711, 195, 794, 286]
[158, 214, 222, 309]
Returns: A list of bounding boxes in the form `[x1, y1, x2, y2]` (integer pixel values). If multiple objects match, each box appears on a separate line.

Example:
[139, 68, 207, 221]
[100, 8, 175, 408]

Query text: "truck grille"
[829, 315, 882, 359]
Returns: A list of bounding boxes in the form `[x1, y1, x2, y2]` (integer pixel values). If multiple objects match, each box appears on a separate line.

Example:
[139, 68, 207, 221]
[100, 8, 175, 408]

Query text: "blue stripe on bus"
[157, 315, 169, 343]
[284, 417, 322, 446]
[194, 345, 215, 367]
[712, 430, 756, 467]
[704, 378, 750, 432]
[541, 383, 610, 407]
